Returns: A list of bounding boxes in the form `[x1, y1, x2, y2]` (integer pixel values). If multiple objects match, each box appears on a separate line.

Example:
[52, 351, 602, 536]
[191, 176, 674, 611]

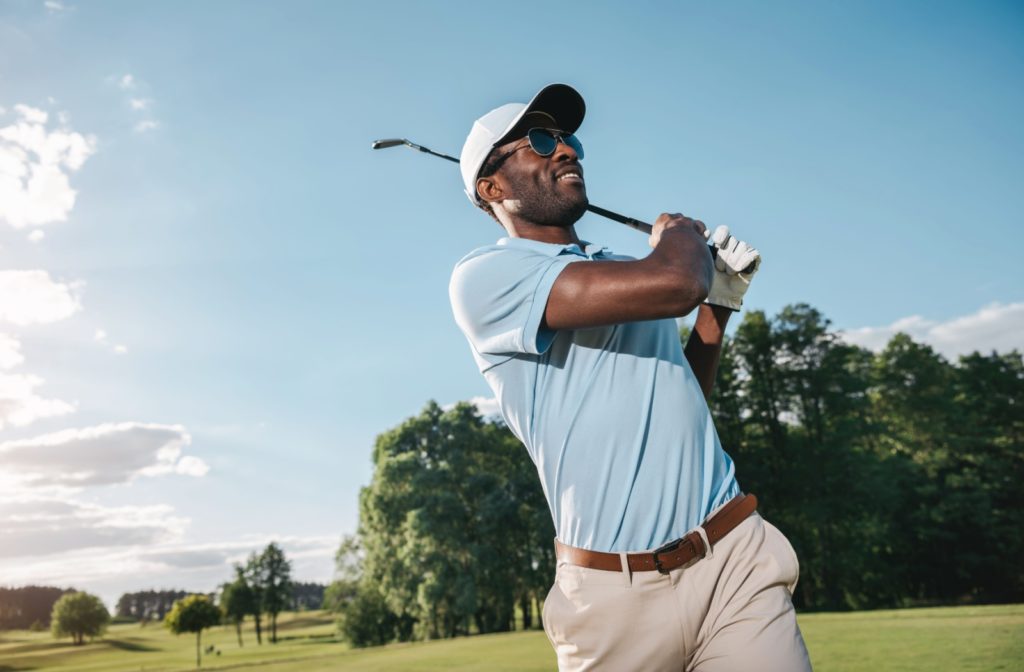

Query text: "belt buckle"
[652, 532, 707, 574]
[651, 537, 683, 575]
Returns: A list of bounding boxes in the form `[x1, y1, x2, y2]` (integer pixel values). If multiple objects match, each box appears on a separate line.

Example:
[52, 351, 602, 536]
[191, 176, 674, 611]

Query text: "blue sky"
[1, 0, 1022, 606]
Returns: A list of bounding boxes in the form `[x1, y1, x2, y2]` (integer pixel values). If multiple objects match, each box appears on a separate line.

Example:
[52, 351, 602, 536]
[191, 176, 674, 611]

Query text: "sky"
[0, 0, 1022, 607]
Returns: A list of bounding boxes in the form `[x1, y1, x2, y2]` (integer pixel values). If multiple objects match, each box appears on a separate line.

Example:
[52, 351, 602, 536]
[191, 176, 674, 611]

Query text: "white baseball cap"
[460, 83, 586, 205]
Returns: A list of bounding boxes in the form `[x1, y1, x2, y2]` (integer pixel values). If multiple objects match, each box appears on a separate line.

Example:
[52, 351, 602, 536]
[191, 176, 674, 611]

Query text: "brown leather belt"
[554, 493, 758, 574]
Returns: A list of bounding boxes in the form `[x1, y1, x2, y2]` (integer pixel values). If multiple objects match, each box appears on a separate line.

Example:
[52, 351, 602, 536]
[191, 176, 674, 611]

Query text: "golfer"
[448, 84, 811, 671]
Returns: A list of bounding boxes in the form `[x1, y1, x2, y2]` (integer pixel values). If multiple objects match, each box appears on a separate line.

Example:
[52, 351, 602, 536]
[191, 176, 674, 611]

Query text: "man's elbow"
[671, 275, 710, 315]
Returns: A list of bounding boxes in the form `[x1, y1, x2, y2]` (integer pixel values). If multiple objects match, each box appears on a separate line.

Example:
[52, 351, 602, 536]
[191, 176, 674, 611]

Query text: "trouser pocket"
[762, 519, 800, 595]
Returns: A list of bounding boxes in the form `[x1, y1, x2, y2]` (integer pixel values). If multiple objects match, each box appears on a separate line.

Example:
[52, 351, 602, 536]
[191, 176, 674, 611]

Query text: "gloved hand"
[703, 225, 761, 311]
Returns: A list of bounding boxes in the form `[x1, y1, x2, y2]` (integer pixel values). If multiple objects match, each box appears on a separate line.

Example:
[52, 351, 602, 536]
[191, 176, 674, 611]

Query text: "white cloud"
[44, 0, 69, 14]
[840, 302, 1024, 359]
[0, 496, 186, 559]
[133, 120, 159, 133]
[27, 229, 44, 243]
[174, 455, 209, 477]
[0, 330, 76, 429]
[129, 98, 151, 111]
[0, 104, 96, 229]
[0, 270, 83, 325]
[119, 74, 135, 90]
[0, 372, 76, 430]
[443, 395, 502, 418]
[0, 333, 24, 369]
[13, 104, 47, 125]
[0, 531, 338, 607]
[469, 395, 501, 417]
[0, 422, 207, 489]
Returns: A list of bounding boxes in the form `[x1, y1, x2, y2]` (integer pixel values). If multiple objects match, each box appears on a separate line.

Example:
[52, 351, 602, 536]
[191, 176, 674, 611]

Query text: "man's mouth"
[556, 171, 583, 183]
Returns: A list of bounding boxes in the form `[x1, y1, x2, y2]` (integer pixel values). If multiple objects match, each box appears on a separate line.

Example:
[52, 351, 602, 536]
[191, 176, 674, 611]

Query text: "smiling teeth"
[557, 173, 580, 181]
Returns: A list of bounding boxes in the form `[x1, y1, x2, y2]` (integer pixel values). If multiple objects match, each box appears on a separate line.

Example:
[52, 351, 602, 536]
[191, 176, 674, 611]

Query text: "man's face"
[484, 130, 589, 227]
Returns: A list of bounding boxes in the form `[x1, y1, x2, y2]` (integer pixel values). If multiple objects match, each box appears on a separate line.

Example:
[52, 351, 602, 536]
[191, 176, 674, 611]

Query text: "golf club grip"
[586, 204, 756, 274]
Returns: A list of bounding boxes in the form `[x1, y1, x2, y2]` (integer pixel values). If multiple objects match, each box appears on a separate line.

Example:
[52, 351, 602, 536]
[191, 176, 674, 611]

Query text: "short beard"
[501, 173, 588, 227]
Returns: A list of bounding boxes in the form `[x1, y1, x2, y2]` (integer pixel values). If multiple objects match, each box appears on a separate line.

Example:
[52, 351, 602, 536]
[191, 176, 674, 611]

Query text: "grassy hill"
[0, 604, 1021, 671]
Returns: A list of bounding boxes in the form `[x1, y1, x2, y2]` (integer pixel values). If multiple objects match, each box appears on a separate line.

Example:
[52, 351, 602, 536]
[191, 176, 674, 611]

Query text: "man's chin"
[562, 194, 589, 225]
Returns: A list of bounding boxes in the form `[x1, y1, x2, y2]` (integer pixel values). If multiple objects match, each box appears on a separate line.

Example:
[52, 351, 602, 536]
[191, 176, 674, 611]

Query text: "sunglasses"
[483, 128, 585, 175]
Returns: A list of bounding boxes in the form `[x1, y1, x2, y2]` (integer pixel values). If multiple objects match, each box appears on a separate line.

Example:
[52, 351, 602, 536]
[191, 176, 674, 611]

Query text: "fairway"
[0, 605, 1021, 671]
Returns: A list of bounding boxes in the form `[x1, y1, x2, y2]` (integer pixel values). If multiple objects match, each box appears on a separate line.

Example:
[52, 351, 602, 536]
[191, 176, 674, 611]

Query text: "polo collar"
[496, 236, 612, 259]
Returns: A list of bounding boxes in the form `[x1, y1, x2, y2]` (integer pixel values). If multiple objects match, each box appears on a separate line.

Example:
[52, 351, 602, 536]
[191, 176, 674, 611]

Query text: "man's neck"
[502, 220, 582, 246]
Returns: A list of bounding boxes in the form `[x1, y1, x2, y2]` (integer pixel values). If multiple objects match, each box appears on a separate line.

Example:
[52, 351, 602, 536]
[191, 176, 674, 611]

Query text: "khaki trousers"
[542, 512, 812, 671]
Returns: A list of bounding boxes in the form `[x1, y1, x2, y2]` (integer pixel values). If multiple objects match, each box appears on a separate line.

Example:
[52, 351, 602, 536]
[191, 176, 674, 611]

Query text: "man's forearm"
[684, 304, 732, 400]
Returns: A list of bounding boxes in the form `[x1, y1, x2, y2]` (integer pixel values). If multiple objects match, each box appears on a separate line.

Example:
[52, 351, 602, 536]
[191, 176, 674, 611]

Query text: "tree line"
[0, 586, 74, 630]
[115, 590, 189, 622]
[330, 302, 1022, 646]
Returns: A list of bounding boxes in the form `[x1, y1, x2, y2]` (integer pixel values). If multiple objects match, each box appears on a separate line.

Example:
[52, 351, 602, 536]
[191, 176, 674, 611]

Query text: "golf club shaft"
[372, 138, 652, 233]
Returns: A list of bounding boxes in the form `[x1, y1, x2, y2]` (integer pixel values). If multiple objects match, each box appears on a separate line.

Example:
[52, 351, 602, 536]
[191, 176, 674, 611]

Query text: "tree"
[952, 350, 1024, 601]
[219, 566, 255, 647]
[256, 542, 292, 643]
[325, 535, 363, 614]
[165, 595, 221, 669]
[337, 582, 399, 647]
[50, 592, 109, 645]
[356, 401, 552, 644]
[243, 552, 265, 644]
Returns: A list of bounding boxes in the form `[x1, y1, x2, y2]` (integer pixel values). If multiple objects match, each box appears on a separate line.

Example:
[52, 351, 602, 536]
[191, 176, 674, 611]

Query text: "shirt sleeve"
[449, 246, 582, 356]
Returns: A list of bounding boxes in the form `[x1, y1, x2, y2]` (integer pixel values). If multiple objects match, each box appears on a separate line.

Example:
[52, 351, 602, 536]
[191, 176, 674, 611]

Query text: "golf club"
[371, 138, 757, 273]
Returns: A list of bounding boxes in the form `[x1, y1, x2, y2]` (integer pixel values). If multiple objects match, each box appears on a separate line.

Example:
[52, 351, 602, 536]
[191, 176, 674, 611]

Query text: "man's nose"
[553, 139, 579, 161]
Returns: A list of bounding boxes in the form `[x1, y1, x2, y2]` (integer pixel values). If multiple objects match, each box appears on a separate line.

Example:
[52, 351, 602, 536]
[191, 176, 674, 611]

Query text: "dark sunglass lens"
[528, 128, 558, 156]
[564, 134, 584, 159]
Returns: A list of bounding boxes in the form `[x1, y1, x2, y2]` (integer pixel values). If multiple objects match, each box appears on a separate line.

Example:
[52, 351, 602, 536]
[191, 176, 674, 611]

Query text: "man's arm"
[543, 213, 713, 330]
[684, 304, 732, 400]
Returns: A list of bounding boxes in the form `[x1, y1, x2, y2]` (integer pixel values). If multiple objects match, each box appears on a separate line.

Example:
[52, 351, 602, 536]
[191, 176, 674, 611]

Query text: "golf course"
[1, 604, 1020, 671]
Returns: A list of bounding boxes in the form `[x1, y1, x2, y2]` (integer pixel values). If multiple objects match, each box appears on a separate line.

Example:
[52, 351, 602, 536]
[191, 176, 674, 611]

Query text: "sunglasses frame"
[481, 128, 584, 177]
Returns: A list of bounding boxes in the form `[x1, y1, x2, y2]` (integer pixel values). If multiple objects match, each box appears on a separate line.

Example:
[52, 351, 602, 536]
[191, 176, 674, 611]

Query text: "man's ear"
[476, 175, 505, 206]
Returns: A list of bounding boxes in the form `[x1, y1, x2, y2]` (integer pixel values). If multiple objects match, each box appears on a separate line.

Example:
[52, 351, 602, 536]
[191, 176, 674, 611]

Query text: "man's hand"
[704, 225, 761, 311]
[648, 213, 707, 249]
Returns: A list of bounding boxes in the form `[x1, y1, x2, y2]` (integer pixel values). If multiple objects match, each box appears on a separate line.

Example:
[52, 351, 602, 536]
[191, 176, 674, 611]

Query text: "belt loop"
[618, 552, 632, 586]
[690, 526, 713, 560]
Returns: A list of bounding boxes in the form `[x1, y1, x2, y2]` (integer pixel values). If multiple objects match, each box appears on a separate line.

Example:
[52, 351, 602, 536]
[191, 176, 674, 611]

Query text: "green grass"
[0, 605, 1021, 671]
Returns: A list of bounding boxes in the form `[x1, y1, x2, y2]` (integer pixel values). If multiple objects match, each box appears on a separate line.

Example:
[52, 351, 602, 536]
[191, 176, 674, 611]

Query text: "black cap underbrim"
[495, 83, 586, 146]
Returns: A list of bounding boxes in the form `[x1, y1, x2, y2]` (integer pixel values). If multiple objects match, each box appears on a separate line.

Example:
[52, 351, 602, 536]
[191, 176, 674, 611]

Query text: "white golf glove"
[703, 225, 761, 311]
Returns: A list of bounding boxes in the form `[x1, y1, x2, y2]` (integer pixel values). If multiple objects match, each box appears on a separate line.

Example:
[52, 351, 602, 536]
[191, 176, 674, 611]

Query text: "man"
[448, 84, 811, 671]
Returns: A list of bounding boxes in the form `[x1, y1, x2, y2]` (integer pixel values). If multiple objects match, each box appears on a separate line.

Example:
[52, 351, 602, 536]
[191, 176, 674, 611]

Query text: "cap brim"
[495, 83, 586, 146]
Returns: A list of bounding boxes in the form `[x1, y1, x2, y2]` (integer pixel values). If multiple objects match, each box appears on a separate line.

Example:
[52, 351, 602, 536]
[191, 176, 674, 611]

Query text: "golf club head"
[371, 139, 406, 150]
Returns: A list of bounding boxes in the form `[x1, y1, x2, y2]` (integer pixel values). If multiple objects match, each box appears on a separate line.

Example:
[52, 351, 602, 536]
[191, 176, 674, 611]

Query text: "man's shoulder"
[451, 237, 582, 282]
[455, 237, 577, 264]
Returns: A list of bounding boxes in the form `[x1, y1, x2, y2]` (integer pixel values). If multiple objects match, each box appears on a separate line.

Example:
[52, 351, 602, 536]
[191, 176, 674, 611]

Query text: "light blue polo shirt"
[449, 236, 739, 553]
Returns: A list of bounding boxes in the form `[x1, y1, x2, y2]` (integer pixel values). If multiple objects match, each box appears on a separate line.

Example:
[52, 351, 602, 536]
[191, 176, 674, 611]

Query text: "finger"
[720, 241, 751, 275]
[711, 225, 730, 248]
[738, 249, 761, 275]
